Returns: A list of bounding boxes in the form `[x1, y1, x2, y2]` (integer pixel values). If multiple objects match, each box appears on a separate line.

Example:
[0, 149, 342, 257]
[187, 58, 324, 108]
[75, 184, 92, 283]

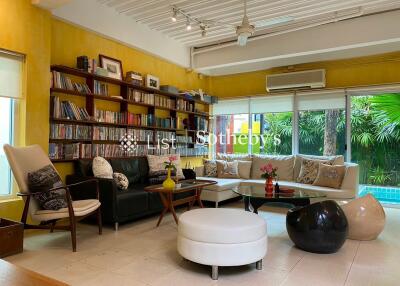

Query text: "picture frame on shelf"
[99, 54, 123, 80]
[146, 74, 160, 90]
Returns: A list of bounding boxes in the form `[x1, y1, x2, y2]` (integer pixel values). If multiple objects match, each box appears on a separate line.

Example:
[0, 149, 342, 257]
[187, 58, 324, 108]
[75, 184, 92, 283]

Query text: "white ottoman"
[177, 208, 268, 280]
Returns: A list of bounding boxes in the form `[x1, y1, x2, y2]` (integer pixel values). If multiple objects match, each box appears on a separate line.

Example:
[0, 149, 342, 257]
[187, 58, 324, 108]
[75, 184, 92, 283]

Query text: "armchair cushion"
[27, 165, 67, 210]
[32, 199, 101, 221]
[92, 156, 113, 179]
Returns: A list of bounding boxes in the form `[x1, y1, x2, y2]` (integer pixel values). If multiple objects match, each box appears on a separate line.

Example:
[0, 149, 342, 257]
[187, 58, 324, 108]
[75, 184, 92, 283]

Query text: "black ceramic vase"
[286, 200, 348, 253]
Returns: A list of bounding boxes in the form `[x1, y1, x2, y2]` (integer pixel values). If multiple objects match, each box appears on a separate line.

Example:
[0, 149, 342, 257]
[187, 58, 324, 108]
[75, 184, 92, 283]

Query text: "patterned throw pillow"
[313, 164, 346, 189]
[297, 158, 334, 184]
[204, 159, 217, 177]
[216, 160, 240, 178]
[28, 165, 68, 210]
[146, 155, 184, 179]
[92, 156, 113, 179]
[113, 172, 129, 190]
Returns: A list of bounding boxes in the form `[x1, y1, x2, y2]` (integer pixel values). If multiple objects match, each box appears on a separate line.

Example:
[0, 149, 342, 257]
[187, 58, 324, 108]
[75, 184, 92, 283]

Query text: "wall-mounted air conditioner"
[266, 69, 326, 91]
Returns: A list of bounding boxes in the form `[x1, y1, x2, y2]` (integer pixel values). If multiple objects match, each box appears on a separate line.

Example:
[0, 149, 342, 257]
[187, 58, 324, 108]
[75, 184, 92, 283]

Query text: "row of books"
[50, 124, 91, 140]
[92, 126, 126, 141]
[51, 71, 91, 94]
[155, 131, 175, 141]
[155, 117, 176, 129]
[51, 96, 90, 121]
[93, 80, 109, 96]
[127, 113, 154, 127]
[176, 135, 193, 144]
[194, 116, 209, 131]
[49, 142, 208, 160]
[127, 129, 154, 142]
[155, 95, 175, 109]
[176, 98, 194, 112]
[127, 89, 155, 105]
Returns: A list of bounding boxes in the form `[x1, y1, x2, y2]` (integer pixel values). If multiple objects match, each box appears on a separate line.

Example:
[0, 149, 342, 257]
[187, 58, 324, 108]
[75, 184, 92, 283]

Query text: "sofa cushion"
[297, 158, 334, 184]
[197, 177, 243, 192]
[217, 160, 240, 178]
[251, 155, 294, 181]
[313, 164, 346, 189]
[216, 153, 252, 162]
[204, 159, 217, 177]
[74, 160, 94, 177]
[113, 172, 129, 190]
[116, 187, 148, 217]
[92, 157, 113, 179]
[294, 154, 344, 180]
[238, 160, 252, 179]
[147, 154, 184, 179]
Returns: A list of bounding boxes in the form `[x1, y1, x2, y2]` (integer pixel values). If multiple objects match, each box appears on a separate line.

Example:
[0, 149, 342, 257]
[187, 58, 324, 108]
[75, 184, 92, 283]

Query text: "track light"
[200, 24, 207, 37]
[186, 18, 192, 31]
[171, 8, 177, 22]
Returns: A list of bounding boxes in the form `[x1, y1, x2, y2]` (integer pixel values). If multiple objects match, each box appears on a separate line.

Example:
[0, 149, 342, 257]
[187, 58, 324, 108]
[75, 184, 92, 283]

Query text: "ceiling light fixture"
[171, 8, 177, 22]
[186, 18, 192, 31]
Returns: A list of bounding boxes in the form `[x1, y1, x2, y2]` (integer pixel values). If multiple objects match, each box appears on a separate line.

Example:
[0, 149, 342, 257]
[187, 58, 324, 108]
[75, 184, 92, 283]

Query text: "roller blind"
[0, 51, 24, 99]
[297, 89, 345, 111]
[250, 94, 294, 113]
[347, 84, 400, 95]
[213, 98, 249, 115]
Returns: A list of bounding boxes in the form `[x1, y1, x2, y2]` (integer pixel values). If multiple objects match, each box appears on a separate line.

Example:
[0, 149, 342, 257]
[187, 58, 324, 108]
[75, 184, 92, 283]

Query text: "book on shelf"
[93, 80, 109, 96]
[51, 71, 91, 94]
[155, 117, 176, 129]
[49, 143, 80, 160]
[127, 129, 154, 142]
[126, 113, 154, 127]
[93, 126, 126, 141]
[127, 88, 154, 105]
[50, 123, 91, 140]
[51, 96, 90, 121]
[155, 95, 175, 109]
[194, 116, 209, 131]
[176, 98, 194, 112]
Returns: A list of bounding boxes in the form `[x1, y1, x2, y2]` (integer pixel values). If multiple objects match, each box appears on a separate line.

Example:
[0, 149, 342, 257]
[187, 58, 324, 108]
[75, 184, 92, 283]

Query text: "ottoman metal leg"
[256, 260, 262, 270]
[211, 265, 218, 280]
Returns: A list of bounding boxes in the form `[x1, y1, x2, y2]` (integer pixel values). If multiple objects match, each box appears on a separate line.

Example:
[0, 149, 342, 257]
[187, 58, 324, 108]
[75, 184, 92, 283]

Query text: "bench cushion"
[197, 177, 243, 192]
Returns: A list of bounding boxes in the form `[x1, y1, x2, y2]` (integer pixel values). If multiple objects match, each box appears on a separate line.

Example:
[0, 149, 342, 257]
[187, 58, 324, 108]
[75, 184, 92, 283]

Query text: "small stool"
[177, 208, 267, 280]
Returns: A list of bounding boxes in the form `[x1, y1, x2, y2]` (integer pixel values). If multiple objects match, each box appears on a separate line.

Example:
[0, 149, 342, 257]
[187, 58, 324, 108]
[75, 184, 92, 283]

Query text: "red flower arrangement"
[164, 155, 177, 171]
[260, 163, 278, 179]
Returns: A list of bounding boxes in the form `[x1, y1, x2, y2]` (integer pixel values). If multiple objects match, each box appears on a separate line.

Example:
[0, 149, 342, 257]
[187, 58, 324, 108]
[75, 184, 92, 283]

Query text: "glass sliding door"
[297, 90, 346, 156]
[215, 114, 249, 154]
[351, 93, 400, 202]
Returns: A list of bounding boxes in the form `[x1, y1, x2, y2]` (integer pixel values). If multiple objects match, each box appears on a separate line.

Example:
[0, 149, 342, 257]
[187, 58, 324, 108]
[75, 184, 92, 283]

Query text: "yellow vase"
[162, 168, 175, 190]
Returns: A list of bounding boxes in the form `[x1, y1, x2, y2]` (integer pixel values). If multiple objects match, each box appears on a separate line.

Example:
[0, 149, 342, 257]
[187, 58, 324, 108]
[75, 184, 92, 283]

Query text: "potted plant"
[260, 163, 278, 194]
[163, 156, 177, 190]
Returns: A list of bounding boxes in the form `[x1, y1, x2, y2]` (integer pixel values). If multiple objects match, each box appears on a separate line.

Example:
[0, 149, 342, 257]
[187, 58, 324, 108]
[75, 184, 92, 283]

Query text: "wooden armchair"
[3, 144, 102, 252]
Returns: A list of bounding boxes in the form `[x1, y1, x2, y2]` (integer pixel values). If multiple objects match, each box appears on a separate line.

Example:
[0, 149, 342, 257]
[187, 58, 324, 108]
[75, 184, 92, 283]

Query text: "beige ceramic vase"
[341, 194, 386, 240]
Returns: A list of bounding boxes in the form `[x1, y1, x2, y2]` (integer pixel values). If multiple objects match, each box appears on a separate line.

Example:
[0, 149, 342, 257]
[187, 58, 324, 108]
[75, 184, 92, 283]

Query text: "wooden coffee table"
[144, 179, 217, 227]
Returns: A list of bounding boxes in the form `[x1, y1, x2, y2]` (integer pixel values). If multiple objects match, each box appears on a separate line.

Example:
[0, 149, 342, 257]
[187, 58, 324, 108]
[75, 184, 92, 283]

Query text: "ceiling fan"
[235, 0, 293, 46]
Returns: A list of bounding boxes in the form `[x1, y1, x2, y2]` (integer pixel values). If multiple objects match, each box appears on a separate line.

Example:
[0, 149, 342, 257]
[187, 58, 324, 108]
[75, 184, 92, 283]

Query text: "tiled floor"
[5, 202, 400, 286]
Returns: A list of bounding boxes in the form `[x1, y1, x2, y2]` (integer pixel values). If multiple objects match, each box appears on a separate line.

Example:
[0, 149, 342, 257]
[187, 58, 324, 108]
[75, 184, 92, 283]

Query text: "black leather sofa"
[66, 157, 194, 230]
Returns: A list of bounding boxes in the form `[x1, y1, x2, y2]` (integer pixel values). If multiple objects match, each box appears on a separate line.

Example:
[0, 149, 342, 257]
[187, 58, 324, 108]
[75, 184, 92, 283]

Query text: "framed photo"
[146, 74, 160, 90]
[99, 54, 123, 80]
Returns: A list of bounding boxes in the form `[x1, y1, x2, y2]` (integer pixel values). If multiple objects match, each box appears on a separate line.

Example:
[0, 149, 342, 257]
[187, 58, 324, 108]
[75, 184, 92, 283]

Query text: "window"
[297, 90, 346, 156]
[215, 114, 249, 154]
[0, 51, 23, 196]
[0, 98, 13, 195]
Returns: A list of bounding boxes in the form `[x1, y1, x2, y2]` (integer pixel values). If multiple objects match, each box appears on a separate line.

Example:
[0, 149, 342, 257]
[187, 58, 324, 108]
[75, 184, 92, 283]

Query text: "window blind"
[297, 89, 345, 111]
[250, 94, 294, 113]
[213, 98, 249, 115]
[0, 51, 24, 99]
[347, 84, 400, 96]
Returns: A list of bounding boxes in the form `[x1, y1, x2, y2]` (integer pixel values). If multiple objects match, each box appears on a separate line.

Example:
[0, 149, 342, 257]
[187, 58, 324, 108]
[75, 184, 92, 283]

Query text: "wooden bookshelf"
[49, 65, 211, 162]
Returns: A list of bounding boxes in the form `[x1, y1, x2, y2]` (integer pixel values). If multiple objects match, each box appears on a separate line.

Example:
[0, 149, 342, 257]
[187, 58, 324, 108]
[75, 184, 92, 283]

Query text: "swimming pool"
[359, 185, 400, 204]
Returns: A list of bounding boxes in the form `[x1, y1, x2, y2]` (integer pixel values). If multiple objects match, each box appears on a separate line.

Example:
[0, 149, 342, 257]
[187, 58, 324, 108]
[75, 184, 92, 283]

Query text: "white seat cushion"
[197, 177, 243, 192]
[240, 180, 354, 199]
[178, 208, 267, 244]
[32, 199, 101, 221]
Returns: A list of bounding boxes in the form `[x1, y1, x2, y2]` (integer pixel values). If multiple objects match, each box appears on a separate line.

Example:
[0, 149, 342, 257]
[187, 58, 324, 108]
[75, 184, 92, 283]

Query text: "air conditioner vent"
[266, 69, 326, 91]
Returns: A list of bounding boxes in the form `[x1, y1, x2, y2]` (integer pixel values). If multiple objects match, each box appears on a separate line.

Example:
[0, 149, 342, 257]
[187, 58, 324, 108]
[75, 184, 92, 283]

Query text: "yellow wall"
[0, 0, 51, 220]
[210, 52, 400, 98]
[1, 0, 400, 221]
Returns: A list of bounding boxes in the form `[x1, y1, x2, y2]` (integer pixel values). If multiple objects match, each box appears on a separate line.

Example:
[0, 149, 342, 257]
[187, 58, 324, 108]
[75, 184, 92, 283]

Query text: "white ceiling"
[34, 0, 400, 76]
[98, 0, 400, 47]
